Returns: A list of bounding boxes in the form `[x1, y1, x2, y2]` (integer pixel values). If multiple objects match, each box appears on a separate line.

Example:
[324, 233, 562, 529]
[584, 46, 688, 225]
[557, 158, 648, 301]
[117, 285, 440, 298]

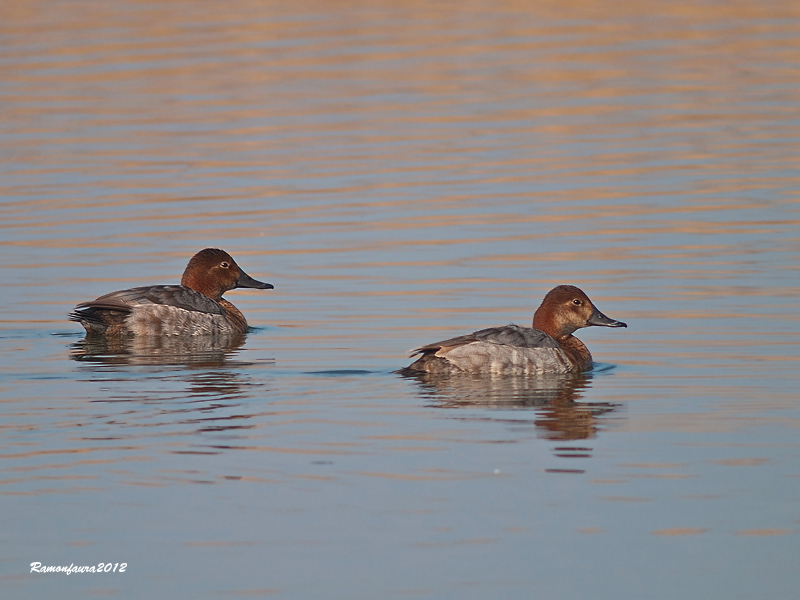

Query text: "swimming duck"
[404, 285, 626, 374]
[70, 248, 273, 337]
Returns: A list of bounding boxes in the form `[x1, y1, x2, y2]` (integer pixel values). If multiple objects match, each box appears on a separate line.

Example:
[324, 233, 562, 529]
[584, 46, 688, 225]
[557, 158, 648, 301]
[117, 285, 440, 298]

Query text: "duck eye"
[572, 299, 582, 306]
[220, 262, 230, 269]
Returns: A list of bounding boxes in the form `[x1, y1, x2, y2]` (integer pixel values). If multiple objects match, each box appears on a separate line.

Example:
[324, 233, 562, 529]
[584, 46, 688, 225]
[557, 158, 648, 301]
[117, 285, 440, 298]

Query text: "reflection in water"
[399, 369, 620, 443]
[68, 334, 270, 442]
[70, 333, 248, 367]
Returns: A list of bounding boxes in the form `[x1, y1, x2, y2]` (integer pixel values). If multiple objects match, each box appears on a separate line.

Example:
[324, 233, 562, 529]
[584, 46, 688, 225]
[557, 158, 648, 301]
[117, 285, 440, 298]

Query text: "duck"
[404, 285, 626, 374]
[70, 248, 273, 337]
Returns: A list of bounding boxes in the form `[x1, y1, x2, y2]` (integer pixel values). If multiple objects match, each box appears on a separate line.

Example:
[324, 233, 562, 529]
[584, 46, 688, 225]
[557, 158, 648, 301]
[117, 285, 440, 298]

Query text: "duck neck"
[556, 334, 593, 372]
[218, 299, 248, 333]
[182, 277, 218, 301]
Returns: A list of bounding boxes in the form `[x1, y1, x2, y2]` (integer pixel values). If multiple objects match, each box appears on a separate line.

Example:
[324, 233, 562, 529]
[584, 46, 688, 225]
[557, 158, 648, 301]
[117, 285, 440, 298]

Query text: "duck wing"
[411, 324, 559, 355]
[75, 285, 225, 315]
[408, 324, 571, 374]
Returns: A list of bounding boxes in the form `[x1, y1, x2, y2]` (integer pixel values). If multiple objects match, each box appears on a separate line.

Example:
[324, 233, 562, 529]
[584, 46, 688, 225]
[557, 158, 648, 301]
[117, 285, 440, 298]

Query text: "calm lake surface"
[2, 1, 799, 598]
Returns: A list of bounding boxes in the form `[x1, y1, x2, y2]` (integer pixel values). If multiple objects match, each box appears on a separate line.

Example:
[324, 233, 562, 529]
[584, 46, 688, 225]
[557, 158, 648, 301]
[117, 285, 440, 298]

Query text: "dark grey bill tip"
[587, 308, 627, 328]
[237, 270, 274, 290]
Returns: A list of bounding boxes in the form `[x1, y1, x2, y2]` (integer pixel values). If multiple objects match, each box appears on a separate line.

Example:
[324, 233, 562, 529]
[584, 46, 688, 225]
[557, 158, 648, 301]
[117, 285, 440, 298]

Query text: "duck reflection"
[69, 334, 270, 444]
[398, 369, 619, 442]
[70, 332, 247, 367]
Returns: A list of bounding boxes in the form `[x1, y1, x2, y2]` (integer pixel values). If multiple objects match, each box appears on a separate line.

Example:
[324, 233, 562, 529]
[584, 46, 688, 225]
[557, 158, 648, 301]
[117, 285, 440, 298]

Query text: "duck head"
[180, 248, 273, 301]
[533, 285, 626, 339]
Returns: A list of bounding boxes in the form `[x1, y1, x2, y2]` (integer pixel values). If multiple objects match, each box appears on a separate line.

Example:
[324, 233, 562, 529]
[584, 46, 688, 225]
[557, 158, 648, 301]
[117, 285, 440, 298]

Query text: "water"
[2, 1, 800, 598]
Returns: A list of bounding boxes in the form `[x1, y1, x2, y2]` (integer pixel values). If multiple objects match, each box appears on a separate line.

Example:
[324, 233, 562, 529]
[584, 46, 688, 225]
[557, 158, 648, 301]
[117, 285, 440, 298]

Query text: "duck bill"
[587, 306, 627, 328]
[236, 269, 274, 290]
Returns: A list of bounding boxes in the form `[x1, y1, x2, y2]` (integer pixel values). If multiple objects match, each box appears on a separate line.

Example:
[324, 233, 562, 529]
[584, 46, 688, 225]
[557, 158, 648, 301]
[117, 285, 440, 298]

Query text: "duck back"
[407, 324, 574, 375]
[70, 285, 236, 337]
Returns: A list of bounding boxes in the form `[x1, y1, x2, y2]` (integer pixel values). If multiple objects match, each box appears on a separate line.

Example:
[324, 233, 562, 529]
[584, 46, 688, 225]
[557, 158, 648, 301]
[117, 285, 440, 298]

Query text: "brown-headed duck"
[70, 248, 273, 337]
[404, 285, 626, 374]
